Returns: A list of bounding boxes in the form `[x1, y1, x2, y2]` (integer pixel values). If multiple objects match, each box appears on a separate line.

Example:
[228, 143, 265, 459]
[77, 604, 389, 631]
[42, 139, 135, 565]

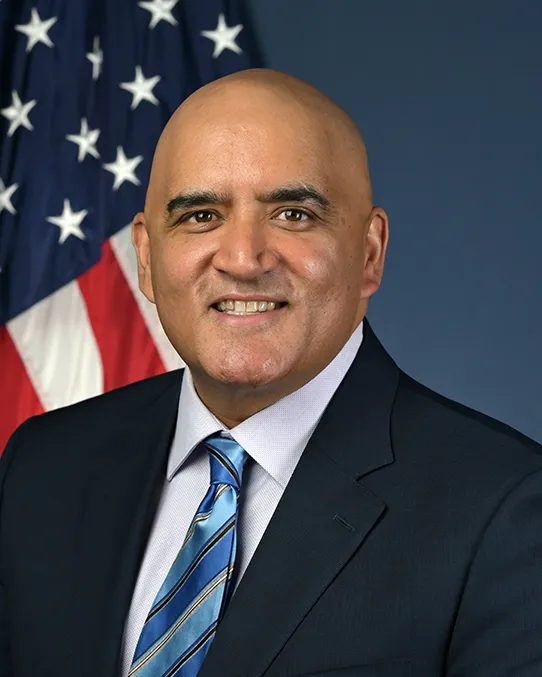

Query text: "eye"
[276, 208, 311, 222]
[185, 210, 216, 223]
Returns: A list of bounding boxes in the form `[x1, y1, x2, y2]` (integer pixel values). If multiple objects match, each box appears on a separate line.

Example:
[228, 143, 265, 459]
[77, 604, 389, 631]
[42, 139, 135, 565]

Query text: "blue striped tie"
[128, 435, 248, 677]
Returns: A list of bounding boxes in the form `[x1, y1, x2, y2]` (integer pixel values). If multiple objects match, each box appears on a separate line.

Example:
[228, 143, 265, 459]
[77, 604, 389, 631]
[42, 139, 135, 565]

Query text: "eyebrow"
[257, 184, 331, 210]
[165, 183, 331, 218]
[165, 190, 228, 217]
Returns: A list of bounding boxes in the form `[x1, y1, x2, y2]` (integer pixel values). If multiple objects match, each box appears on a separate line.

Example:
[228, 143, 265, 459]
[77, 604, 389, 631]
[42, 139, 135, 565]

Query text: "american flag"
[0, 0, 261, 452]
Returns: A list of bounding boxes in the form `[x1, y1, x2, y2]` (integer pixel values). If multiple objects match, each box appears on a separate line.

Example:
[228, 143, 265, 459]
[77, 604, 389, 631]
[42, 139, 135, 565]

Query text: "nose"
[212, 215, 279, 281]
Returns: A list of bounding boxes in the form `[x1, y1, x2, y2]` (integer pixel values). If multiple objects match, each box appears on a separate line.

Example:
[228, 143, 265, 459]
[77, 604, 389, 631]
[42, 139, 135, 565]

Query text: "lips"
[210, 302, 287, 325]
[212, 300, 287, 312]
[210, 295, 287, 307]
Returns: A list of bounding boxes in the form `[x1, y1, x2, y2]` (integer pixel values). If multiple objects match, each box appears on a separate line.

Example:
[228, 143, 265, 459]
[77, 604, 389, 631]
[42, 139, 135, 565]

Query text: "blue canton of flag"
[0, 0, 262, 451]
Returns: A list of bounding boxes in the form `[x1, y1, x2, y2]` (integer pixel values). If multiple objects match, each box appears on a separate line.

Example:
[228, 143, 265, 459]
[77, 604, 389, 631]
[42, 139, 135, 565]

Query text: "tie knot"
[203, 435, 248, 490]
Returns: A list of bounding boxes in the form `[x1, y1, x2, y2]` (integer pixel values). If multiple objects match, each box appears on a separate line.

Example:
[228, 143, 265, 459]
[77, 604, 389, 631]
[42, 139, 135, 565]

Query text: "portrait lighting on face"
[132, 70, 388, 427]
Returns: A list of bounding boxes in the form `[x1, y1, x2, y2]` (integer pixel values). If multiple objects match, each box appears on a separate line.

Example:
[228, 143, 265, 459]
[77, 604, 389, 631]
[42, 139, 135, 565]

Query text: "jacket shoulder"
[2, 369, 184, 460]
[395, 371, 542, 476]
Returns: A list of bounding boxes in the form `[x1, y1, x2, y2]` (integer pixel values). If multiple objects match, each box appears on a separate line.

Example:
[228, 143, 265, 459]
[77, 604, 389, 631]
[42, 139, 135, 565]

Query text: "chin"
[206, 353, 289, 390]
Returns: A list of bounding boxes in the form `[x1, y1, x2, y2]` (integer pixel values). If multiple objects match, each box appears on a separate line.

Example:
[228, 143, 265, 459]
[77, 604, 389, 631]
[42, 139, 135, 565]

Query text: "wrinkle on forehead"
[145, 69, 372, 217]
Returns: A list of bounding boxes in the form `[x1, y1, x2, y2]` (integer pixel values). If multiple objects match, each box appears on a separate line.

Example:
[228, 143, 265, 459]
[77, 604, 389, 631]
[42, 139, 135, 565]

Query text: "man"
[1, 69, 542, 677]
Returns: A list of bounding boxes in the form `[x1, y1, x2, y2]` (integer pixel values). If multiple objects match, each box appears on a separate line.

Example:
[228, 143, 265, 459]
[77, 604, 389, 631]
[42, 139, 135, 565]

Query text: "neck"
[189, 311, 367, 428]
[190, 369, 313, 429]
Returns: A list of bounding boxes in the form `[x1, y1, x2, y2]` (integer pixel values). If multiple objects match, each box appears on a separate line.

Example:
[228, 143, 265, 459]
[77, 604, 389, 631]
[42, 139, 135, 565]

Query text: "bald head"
[145, 69, 372, 216]
[132, 68, 389, 423]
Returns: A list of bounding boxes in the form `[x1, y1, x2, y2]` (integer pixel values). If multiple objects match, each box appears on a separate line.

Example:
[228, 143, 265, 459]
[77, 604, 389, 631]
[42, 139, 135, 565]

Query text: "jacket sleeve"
[0, 580, 10, 677]
[0, 426, 24, 677]
[447, 468, 542, 676]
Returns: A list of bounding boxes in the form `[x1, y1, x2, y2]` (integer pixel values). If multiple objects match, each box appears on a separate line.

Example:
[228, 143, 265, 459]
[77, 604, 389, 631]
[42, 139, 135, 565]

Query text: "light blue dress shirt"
[121, 319, 364, 675]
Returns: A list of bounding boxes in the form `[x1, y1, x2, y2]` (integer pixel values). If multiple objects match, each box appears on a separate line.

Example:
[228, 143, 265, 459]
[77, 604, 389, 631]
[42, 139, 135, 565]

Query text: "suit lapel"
[198, 439, 387, 677]
[70, 373, 183, 677]
[198, 320, 400, 677]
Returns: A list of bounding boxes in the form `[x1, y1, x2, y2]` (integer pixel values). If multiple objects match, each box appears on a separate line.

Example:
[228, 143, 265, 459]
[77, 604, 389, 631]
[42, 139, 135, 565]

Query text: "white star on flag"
[138, 0, 179, 29]
[103, 146, 143, 191]
[1, 91, 37, 137]
[0, 179, 19, 215]
[46, 199, 88, 244]
[120, 66, 161, 110]
[201, 13, 243, 59]
[15, 7, 57, 53]
[66, 118, 101, 163]
[86, 36, 103, 81]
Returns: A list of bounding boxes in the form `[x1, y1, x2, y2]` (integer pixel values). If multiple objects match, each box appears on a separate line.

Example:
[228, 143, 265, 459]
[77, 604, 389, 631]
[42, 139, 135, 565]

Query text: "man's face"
[135, 95, 384, 397]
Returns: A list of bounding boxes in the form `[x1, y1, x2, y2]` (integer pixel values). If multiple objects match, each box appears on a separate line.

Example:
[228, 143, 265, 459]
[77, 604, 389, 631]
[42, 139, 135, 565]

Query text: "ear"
[132, 212, 156, 304]
[361, 206, 389, 299]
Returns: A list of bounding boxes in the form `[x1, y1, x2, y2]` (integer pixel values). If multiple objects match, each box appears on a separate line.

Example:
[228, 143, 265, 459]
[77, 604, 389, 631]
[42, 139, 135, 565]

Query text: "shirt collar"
[167, 319, 364, 488]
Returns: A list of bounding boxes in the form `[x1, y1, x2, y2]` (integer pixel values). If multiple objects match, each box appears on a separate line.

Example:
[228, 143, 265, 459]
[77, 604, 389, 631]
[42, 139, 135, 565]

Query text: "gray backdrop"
[246, 0, 542, 443]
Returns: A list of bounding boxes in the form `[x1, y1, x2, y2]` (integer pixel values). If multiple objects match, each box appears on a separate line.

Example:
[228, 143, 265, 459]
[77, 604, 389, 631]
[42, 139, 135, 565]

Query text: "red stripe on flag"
[0, 325, 45, 454]
[78, 240, 165, 392]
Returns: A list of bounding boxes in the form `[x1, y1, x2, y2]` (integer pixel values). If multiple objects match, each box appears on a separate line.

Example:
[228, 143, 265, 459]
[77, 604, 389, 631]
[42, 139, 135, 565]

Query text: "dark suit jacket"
[2, 320, 542, 677]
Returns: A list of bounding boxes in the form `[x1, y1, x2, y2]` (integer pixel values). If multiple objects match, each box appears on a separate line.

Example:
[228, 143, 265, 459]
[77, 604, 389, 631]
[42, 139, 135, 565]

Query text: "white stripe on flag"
[110, 225, 184, 371]
[7, 281, 104, 411]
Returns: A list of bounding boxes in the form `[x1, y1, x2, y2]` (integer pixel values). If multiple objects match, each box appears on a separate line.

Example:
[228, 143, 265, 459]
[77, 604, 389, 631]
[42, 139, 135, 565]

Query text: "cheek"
[294, 239, 342, 299]
[152, 240, 191, 292]
[292, 237, 364, 334]
[150, 243, 197, 324]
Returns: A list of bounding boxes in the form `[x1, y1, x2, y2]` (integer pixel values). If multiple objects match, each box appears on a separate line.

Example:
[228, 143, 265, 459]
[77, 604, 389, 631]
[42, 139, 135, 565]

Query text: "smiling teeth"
[217, 300, 279, 314]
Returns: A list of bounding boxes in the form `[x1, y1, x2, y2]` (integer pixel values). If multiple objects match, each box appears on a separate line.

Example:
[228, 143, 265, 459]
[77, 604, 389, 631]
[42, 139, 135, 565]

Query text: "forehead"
[160, 111, 336, 200]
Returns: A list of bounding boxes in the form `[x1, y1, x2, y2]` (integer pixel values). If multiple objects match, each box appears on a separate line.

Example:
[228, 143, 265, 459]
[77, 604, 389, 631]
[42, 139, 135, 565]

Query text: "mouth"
[209, 300, 289, 326]
[210, 300, 288, 315]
